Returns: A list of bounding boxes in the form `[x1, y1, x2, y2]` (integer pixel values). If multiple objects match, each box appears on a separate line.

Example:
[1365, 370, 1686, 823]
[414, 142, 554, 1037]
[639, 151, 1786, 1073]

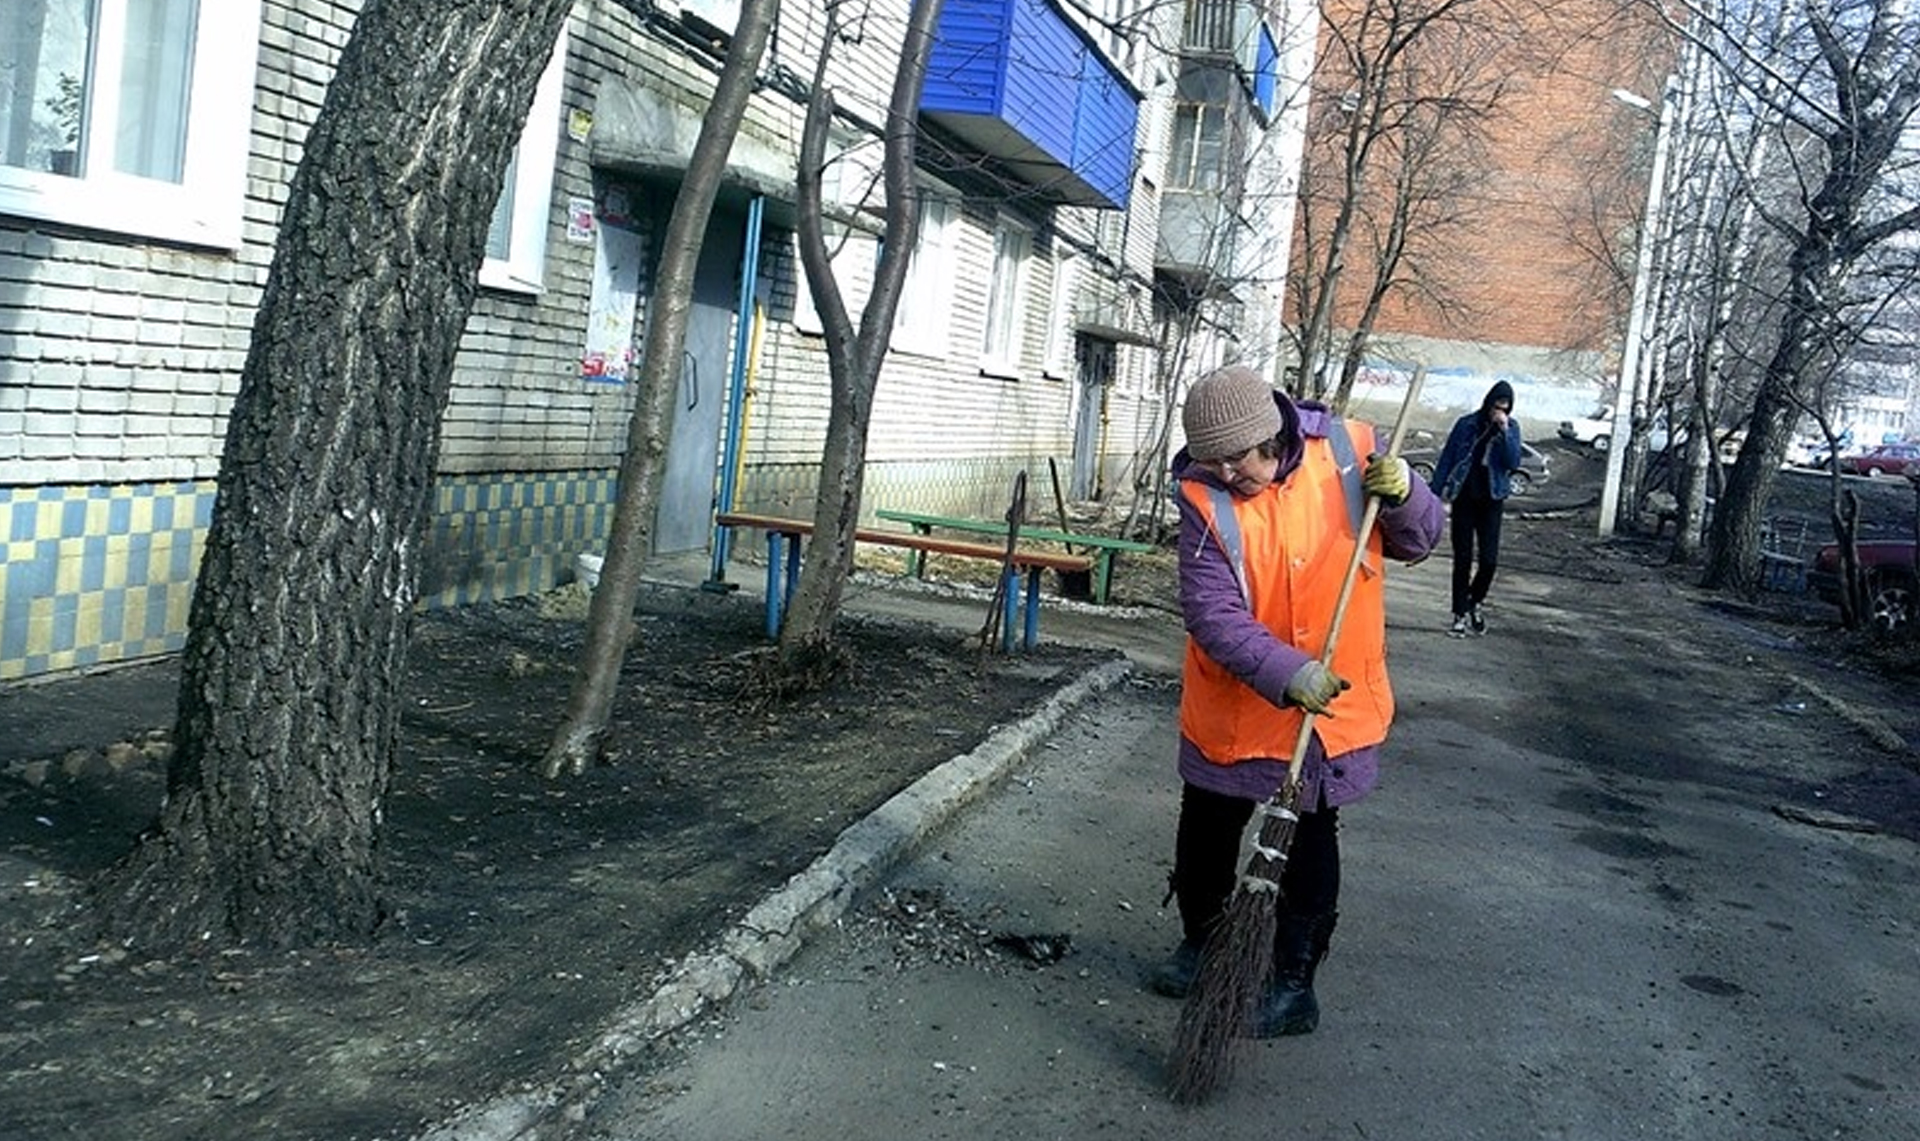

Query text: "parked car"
[1806, 538, 1918, 632]
[1836, 441, 1920, 478]
[1787, 427, 1854, 469]
[1406, 441, 1550, 497]
[1556, 407, 1671, 453]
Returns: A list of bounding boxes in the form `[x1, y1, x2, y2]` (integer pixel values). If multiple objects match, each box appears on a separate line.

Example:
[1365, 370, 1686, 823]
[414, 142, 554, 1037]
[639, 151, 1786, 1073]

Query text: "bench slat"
[873, 509, 1154, 553]
[717, 512, 1091, 572]
[713, 512, 1082, 652]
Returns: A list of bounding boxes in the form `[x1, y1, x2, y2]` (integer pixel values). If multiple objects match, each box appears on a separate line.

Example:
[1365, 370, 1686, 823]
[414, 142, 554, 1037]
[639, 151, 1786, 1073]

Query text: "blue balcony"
[921, 0, 1142, 210]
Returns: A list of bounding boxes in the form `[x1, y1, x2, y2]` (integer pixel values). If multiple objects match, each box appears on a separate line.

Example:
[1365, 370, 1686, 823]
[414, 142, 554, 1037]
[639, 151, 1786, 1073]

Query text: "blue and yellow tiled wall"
[0, 471, 618, 682]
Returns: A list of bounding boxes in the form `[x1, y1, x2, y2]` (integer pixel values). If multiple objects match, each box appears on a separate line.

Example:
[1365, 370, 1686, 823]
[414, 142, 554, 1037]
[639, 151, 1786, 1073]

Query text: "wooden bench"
[872, 508, 1155, 605]
[714, 512, 1092, 652]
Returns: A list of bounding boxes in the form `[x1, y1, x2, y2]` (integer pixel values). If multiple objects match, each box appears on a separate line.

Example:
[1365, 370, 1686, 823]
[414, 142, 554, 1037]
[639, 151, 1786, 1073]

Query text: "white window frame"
[478, 26, 568, 294]
[980, 215, 1032, 377]
[0, 0, 262, 249]
[1170, 102, 1226, 191]
[792, 138, 881, 335]
[791, 226, 878, 336]
[1043, 252, 1079, 379]
[889, 196, 957, 357]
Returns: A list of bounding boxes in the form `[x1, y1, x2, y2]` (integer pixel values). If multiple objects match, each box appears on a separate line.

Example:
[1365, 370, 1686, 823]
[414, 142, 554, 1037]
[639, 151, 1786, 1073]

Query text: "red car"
[1807, 538, 1917, 632]
[1837, 441, 1920, 478]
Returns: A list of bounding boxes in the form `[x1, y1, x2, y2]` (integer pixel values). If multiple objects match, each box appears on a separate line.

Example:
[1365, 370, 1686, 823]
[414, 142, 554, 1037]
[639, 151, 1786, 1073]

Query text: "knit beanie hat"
[1183, 365, 1283, 461]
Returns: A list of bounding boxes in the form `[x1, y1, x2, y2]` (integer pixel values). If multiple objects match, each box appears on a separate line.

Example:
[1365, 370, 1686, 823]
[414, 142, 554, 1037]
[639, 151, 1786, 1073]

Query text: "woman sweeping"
[1149, 365, 1443, 1037]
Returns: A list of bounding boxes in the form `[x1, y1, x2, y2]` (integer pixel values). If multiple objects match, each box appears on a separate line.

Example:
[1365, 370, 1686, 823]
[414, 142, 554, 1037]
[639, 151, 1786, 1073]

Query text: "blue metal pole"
[764, 532, 783, 639]
[1022, 568, 1041, 650]
[710, 194, 766, 586]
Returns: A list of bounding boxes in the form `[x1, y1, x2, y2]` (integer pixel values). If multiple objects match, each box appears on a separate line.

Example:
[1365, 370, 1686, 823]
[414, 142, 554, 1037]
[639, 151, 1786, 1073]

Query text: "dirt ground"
[0, 579, 1117, 1141]
[1, 441, 1915, 1141]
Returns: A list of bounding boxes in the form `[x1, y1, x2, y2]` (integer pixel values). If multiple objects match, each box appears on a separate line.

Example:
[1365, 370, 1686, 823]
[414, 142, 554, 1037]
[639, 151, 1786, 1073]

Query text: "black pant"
[1450, 494, 1505, 616]
[1169, 782, 1340, 945]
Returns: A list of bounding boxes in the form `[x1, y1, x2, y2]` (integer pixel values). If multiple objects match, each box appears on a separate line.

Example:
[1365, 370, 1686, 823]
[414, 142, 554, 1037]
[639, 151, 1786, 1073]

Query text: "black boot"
[1148, 938, 1203, 998]
[1250, 911, 1336, 1038]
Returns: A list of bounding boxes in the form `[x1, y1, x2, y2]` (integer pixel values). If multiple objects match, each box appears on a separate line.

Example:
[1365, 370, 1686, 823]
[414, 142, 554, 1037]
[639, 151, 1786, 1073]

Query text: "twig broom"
[1167, 366, 1427, 1104]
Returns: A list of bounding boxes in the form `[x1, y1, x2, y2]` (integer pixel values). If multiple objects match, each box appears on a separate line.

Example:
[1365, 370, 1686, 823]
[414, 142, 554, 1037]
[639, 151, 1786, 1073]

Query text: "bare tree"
[542, 0, 779, 777]
[537, 0, 775, 772]
[94, 0, 575, 951]
[1329, 46, 1499, 410]
[1677, 0, 1920, 594]
[771, 0, 945, 676]
[1286, 0, 1521, 405]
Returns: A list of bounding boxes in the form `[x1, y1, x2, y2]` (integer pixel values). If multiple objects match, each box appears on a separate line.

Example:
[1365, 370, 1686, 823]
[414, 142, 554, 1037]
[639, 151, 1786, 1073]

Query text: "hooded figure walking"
[1150, 365, 1443, 1036]
[1428, 381, 1523, 636]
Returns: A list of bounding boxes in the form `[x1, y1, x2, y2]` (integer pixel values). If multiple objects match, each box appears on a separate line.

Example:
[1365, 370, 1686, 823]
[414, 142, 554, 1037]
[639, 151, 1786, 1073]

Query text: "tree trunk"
[1704, 361, 1801, 592]
[543, 0, 780, 777]
[94, 0, 575, 950]
[775, 0, 944, 665]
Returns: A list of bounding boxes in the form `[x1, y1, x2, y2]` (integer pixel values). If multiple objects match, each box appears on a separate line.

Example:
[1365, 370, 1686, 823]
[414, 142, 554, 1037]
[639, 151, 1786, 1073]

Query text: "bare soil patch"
[0, 583, 1116, 1141]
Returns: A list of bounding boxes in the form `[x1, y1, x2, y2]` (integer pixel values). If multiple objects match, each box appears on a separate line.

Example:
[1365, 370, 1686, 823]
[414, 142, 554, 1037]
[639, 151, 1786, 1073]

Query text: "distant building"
[1283, 2, 1667, 428]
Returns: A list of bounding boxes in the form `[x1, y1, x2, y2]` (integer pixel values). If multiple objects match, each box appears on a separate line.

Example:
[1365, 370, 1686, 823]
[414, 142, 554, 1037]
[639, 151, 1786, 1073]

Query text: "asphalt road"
[580, 548, 1920, 1141]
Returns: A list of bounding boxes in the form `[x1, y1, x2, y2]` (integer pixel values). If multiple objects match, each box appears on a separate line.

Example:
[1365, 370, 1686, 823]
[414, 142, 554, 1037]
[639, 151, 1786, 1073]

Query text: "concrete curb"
[414, 655, 1133, 1141]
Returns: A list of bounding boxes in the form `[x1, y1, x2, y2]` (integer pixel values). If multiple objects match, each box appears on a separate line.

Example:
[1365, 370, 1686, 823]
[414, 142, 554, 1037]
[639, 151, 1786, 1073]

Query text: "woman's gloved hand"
[1284, 660, 1350, 715]
[1362, 453, 1410, 505]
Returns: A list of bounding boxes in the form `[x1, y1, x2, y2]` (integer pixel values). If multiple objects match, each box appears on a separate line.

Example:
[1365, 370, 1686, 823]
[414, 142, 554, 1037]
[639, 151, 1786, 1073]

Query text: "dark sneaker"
[1448, 613, 1469, 637]
[1469, 607, 1487, 635]
[1148, 940, 1203, 998]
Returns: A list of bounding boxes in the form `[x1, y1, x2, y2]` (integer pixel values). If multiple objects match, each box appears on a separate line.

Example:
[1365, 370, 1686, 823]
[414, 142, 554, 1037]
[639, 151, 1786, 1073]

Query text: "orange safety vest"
[1178, 423, 1394, 764]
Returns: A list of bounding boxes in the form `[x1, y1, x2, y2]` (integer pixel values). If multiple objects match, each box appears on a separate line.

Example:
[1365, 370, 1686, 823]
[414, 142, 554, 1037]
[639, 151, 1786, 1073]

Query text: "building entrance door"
[654, 211, 744, 554]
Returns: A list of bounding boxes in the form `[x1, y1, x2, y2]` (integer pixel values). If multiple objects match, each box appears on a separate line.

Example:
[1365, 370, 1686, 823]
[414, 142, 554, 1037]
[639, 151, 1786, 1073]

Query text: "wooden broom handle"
[1286, 365, 1428, 779]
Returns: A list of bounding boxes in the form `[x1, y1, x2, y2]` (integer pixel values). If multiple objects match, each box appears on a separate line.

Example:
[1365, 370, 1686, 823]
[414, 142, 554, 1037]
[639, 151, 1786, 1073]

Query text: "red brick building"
[1289, 1, 1670, 424]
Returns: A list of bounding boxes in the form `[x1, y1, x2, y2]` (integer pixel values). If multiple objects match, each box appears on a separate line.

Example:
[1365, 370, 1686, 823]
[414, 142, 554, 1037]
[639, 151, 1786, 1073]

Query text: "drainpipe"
[708, 193, 765, 587]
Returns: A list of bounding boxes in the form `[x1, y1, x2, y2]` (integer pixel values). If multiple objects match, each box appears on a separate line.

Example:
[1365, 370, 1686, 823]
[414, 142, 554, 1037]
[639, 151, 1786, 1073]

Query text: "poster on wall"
[581, 189, 642, 384]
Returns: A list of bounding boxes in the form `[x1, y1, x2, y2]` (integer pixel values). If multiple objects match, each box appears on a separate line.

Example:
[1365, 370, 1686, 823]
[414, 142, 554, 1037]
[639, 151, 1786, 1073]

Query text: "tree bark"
[543, 0, 780, 777]
[776, 0, 944, 665]
[1694, 3, 1920, 592]
[95, 0, 575, 950]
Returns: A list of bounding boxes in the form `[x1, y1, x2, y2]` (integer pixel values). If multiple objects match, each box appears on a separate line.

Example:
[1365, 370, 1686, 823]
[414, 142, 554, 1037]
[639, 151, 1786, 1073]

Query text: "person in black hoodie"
[1427, 381, 1523, 636]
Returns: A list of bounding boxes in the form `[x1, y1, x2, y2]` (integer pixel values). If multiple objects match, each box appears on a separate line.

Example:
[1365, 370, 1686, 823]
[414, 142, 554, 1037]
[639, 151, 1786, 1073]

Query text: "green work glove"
[1284, 660, 1350, 715]
[1363, 453, 1410, 505]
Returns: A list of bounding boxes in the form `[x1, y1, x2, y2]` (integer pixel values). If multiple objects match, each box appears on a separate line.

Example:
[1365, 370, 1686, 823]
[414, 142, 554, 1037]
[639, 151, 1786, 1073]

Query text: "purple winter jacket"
[1172, 395, 1444, 808]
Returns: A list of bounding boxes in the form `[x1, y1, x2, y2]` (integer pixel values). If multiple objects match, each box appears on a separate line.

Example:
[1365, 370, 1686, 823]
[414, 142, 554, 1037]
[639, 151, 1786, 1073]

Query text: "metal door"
[654, 213, 745, 553]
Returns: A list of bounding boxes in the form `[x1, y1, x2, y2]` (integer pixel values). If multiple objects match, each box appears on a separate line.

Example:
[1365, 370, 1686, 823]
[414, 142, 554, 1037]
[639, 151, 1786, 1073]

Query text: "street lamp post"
[1598, 85, 1676, 537]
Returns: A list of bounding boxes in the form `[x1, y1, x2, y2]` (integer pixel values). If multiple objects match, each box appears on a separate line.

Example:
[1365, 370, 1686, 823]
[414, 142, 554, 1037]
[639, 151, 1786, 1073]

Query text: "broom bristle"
[1166, 888, 1276, 1104]
[1166, 798, 1300, 1104]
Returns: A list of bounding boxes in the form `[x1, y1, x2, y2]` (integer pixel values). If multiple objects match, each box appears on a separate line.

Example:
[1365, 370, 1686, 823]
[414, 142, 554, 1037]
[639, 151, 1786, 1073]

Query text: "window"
[1182, 0, 1236, 53]
[791, 227, 876, 335]
[890, 197, 956, 356]
[479, 27, 568, 293]
[792, 139, 881, 334]
[1044, 253, 1078, 378]
[981, 216, 1031, 375]
[1085, 0, 1143, 79]
[0, 0, 260, 247]
[1170, 103, 1226, 191]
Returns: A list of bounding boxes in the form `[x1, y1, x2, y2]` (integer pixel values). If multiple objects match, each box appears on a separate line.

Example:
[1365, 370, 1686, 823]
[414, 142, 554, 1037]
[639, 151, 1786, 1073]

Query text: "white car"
[1557, 408, 1670, 452]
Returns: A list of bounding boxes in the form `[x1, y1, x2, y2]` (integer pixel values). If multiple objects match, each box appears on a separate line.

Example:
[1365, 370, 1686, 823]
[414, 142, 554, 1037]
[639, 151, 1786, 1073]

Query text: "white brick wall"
[2, 0, 1256, 517]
